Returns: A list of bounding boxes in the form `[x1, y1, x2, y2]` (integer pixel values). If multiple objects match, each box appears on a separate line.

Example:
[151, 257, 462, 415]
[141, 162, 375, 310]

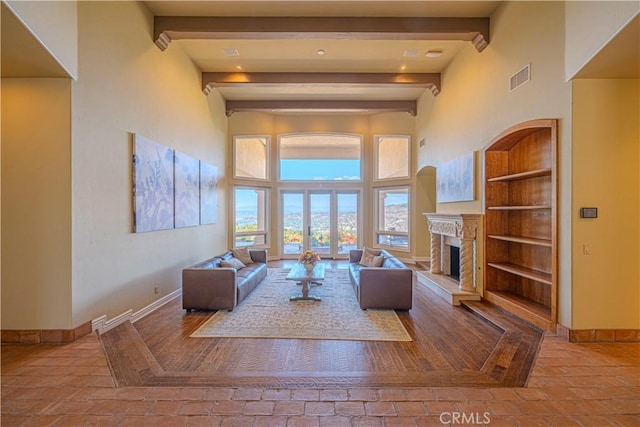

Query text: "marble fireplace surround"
[420, 213, 482, 305]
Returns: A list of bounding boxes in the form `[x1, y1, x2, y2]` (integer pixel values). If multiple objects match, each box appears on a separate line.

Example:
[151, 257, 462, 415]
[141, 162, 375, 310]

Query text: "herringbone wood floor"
[100, 261, 544, 388]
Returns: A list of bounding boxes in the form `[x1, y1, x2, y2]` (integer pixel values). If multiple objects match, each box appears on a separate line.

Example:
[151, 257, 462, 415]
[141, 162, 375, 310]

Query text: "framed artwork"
[174, 151, 200, 228]
[437, 151, 475, 203]
[200, 161, 218, 225]
[132, 134, 175, 232]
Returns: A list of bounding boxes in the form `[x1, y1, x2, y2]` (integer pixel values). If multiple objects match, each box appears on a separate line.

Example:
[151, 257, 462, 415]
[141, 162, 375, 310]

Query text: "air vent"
[403, 49, 418, 57]
[223, 48, 240, 56]
[509, 64, 531, 91]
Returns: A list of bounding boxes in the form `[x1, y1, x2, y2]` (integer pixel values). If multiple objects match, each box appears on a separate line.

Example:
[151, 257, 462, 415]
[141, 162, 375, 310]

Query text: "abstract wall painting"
[199, 161, 218, 225]
[132, 134, 175, 232]
[174, 151, 200, 228]
[437, 151, 475, 203]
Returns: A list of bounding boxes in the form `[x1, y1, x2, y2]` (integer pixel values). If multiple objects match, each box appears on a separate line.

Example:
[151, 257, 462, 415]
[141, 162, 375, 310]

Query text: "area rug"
[190, 268, 412, 341]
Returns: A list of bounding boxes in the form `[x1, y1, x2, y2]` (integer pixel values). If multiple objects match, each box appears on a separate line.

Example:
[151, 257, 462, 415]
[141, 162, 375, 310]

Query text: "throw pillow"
[359, 246, 382, 266]
[231, 247, 254, 265]
[363, 246, 381, 256]
[368, 255, 385, 267]
[360, 249, 384, 267]
[220, 257, 246, 270]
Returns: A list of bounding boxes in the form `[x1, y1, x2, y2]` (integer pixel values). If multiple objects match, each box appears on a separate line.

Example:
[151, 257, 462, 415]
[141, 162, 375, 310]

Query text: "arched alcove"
[414, 166, 437, 262]
[416, 165, 437, 214]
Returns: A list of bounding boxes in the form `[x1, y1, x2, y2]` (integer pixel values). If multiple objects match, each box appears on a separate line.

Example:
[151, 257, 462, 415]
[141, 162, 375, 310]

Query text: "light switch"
[580, 207, 598, 218]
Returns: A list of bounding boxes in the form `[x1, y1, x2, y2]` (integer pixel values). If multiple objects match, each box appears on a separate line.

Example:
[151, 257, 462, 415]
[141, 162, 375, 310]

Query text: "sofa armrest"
[349, 249, 363, 263]
[182, 267, 238, 310]
[249, 249, 267, 264]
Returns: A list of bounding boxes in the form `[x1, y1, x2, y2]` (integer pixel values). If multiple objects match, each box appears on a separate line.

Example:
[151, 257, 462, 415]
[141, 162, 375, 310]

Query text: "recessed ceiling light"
[403, 49, 418, 57]
[316, 49, 326, 56]
[235, 65, 243, 71]
[425, 50, 443, 58]
[400, 65, 407, 71]
[223, 48, 240, 56]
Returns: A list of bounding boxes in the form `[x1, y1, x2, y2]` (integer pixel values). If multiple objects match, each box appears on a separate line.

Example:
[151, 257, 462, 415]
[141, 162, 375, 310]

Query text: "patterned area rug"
[190, 268, 412, 341]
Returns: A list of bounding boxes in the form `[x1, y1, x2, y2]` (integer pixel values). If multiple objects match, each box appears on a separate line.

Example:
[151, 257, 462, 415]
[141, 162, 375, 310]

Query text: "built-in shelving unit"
[483, 119, 557, 330]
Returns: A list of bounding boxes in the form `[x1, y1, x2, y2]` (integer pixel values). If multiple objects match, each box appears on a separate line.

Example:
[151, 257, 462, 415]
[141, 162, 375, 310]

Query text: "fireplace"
[441, 235, 462, 282]
[418, 213, 482, 305]
[449, 246, 460, 281]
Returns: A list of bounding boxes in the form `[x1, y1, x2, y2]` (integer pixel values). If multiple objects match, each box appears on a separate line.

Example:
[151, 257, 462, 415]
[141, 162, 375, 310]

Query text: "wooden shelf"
[487, 205, 551, 211]
[487, 168, 552, 182]
[487, 235, 552, 247]
[484, 290, 552, 330]
[483, 119, 557, 330]
[487, 262, 552, 285]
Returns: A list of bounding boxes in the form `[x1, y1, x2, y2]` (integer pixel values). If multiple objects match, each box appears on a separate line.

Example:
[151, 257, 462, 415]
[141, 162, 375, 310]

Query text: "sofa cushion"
[221, 257, 246, 270]
[382, 256, 405, 269]
[232, 247, 254, 265]
[196, 261, 217, 269]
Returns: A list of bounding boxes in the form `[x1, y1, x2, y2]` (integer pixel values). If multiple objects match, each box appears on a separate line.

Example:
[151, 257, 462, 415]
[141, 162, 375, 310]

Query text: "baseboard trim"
[92, 310, 132, 335]
[1, 289, 183, 343]
[132, 288, 182, 323]
[556, 324, 639, 342]
[93, 289, 182, 335]
[1, 321, 92, 344]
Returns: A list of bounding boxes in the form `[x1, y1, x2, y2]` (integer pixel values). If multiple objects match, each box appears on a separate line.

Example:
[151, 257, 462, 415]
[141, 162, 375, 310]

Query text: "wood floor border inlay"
[99, 265, 543, 388]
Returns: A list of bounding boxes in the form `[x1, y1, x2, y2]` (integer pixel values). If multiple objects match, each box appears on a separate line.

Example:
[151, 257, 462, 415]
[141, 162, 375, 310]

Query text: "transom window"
[279, 133, 362, 181]
[234, 136, 269, 181]
[375, 135, 411, 180]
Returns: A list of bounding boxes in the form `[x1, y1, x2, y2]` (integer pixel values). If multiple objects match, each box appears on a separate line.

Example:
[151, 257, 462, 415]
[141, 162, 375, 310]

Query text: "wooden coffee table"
[286, 263, 325, 302]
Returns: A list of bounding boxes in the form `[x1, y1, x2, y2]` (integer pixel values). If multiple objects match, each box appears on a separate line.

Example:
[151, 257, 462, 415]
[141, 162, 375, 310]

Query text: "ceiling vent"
[223, 48, 240, 56]
[509, 63, 530, 92]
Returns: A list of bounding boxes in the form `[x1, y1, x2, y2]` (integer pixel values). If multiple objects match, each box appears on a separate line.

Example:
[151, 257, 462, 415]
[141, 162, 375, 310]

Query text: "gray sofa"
[182, 249, 268, 311]
[348, 249, 413, 310]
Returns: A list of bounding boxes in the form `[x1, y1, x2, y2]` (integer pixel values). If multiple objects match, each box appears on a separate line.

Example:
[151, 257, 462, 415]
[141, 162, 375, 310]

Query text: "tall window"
[375, 135, 410, 180]
[234, 136, 269, 180]
[234, 187, 269, 247]
[279, 134, 362, 181]
[375, 187, 409, 249]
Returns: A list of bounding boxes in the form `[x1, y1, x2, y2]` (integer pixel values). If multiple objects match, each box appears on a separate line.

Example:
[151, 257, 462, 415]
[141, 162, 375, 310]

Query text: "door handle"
[307, 226, 311, 236]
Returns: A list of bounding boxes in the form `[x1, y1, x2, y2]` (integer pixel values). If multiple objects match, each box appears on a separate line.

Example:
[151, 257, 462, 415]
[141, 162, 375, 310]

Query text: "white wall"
[69, 1, 227, 326]
[415, 1, 573, 326]
[565, 1, 640, 80]
[4, 0, 78, 79]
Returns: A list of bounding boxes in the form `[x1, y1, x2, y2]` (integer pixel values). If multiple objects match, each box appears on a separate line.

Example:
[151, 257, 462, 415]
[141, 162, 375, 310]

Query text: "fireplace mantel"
[424, 213, 480, 241]
[418, 213, 482, 306]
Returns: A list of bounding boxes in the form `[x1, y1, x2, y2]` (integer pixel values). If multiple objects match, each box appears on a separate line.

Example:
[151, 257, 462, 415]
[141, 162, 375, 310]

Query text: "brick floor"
[1, 333, 638, 426]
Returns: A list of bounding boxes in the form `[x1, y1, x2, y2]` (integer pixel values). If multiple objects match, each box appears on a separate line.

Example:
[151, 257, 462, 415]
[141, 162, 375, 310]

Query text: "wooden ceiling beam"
[154, 16, 489, 52]
[224, 100, 418, 117]
[202, 72, 441, 96]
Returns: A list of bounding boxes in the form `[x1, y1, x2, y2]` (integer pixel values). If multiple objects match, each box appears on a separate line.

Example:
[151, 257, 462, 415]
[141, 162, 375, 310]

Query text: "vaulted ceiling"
[3, 1, 637, 115]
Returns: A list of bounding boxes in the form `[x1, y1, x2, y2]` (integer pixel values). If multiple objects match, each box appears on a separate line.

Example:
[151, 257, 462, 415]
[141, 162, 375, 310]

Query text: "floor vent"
[510, 64, 531, 92]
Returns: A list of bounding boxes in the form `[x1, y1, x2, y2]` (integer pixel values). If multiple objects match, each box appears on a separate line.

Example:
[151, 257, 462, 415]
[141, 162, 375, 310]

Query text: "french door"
[280, 190, 360, 259]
